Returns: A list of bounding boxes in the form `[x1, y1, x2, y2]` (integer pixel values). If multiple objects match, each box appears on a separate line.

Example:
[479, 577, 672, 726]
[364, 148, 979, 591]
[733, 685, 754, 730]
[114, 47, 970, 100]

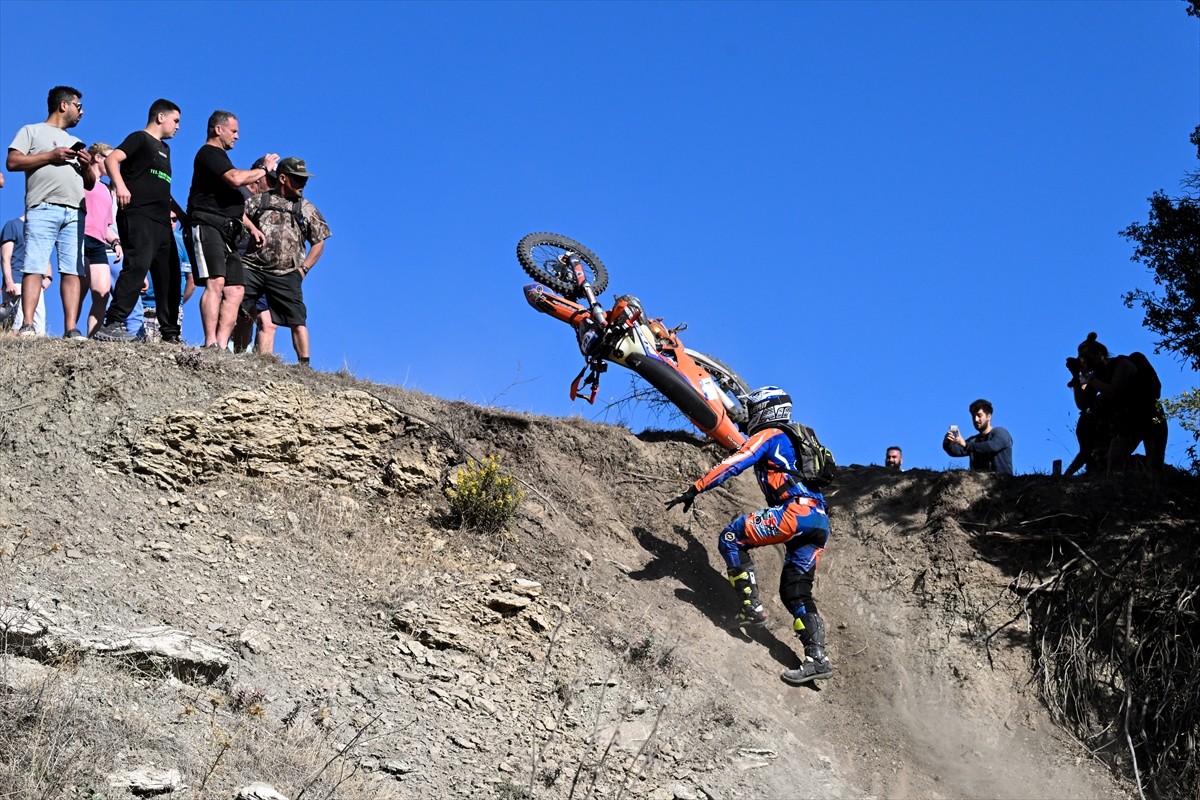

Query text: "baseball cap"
[277, 157, 313, 178]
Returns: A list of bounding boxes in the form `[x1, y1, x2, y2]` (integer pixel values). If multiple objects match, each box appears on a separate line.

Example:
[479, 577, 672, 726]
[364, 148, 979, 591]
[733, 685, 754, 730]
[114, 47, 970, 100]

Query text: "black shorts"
[240, 268, 306, 327]
[84, 235, 108, 265]
[190, 221, 243, 286]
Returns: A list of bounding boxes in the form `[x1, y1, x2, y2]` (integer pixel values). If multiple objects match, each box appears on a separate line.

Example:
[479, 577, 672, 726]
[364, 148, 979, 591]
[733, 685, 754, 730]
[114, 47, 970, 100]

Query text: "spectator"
[5, 85, 96, 338]
[943, 398, 1014, 475]
[95, 99, 185, 343]
[81, 142, 122, 336]
[186, 110, 277, 349]
[665, 386, 835, 685]
[232, 157, 277, 353]
[1, 215, 50, 334]
[1063, 352, 1113, 477]
[141, 212, 196, 342]
[1074, 332, 1167, 473]
[240, 157, 331, 367]
[885, 446, 903, 470]
[103, 172, 142, 338]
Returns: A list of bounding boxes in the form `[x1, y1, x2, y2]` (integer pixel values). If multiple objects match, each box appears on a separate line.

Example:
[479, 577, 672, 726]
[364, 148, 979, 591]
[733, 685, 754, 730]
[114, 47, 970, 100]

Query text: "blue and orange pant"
[718, 496, 829, 617]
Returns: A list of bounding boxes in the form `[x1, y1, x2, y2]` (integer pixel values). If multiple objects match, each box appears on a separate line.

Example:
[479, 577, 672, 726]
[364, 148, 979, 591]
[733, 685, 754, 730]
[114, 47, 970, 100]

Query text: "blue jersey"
[695, 426, 825, 508]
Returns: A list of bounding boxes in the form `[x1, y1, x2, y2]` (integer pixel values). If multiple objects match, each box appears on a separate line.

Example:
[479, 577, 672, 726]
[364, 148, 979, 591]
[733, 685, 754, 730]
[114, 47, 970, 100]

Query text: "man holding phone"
[5, 86, 96, 338]
[942, 398, 1014, 475]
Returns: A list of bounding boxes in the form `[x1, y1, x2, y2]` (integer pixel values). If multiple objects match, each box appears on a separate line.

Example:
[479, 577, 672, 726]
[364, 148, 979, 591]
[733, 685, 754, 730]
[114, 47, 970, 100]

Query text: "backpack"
[247, 191, 311, 241]
[1125, 352, 1162, 400]
[775, 421, 837, 490]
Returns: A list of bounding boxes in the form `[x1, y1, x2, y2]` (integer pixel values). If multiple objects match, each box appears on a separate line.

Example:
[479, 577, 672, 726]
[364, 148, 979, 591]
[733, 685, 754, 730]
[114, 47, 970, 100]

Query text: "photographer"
[1064, 354, 1113, 476]
[1073, 332, 1167, 473]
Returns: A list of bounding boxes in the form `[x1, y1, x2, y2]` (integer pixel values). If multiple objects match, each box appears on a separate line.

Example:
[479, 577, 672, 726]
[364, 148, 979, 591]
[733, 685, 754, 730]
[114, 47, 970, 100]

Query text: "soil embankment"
[1, 337, 1164, 799]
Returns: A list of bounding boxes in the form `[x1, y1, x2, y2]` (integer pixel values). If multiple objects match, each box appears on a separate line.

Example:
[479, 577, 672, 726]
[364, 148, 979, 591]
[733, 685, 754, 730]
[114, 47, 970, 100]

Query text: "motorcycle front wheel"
[517, 232, 609, 300]
[686, 349, 751, 431]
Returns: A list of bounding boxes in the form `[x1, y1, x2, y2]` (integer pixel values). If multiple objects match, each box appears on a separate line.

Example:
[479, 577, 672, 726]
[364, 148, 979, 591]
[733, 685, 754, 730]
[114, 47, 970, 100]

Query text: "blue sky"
[1, 1, 1197, 474]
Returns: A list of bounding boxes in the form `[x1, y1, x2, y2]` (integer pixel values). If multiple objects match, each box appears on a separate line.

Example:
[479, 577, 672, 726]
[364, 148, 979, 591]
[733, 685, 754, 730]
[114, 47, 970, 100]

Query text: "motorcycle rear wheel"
[685, 349, 750, 431]
[517, 232, 609, 299]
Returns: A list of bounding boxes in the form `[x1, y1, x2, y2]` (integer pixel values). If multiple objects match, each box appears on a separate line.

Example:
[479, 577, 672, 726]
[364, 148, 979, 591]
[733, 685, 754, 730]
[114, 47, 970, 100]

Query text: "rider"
[666, 386, 834, 685]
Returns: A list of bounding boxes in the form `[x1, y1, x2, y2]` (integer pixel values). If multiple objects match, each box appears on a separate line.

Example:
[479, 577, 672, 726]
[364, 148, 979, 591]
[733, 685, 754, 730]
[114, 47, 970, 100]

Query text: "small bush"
[445, 455, 524, 533]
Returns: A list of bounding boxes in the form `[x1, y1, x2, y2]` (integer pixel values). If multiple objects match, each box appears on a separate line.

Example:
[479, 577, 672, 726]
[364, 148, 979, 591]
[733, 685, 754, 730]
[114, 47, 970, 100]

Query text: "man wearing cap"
[240, 157, 330, 367]
[186, 110, 278, 349]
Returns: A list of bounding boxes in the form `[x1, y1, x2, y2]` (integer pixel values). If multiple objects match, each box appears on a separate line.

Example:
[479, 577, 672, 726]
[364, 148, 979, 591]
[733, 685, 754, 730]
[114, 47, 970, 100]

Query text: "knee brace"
[780, 564, 816, 618]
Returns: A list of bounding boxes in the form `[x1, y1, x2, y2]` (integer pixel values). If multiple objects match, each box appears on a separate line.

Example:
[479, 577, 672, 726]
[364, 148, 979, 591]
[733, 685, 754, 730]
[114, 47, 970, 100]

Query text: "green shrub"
[446, 455, 524, 533]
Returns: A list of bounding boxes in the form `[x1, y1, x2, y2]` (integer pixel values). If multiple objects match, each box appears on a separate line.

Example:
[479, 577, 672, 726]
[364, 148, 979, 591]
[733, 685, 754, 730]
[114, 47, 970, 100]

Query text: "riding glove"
[665, 486, 698, 513]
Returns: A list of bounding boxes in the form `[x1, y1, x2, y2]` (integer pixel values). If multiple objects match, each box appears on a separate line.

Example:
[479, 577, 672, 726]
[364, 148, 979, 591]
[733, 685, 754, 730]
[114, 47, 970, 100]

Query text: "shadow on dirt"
[627, 525, 802, 671]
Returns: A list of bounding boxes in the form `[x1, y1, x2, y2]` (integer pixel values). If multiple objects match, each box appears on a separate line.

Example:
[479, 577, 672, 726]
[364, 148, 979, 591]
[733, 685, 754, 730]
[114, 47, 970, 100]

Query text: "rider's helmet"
[745, 386, 793, 435]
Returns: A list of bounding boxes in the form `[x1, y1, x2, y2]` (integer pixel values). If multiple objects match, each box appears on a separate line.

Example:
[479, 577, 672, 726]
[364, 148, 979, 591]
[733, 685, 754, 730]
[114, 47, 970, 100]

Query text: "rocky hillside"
[1, 336, 1192, 799]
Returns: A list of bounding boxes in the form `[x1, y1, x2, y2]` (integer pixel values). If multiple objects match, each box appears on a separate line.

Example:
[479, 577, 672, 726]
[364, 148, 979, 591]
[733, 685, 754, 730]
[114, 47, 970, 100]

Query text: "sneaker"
[93, 321, 138, 343]
[781, 658, 834, 686]
[64, 328, 85, 340]
[161, 334, 183, 345]
[18, 324, 37, 338]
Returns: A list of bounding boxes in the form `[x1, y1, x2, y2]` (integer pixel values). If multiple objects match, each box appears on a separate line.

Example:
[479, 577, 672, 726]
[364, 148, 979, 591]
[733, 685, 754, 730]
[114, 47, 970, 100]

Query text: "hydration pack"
[1125, 352, 1162, 399]
[776, 421, 837, 490]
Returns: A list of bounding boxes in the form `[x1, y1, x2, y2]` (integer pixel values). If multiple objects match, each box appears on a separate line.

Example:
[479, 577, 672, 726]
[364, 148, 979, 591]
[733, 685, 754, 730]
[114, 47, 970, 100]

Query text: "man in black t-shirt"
[94, 99, 184, 343]
[186, 110, 278, 349]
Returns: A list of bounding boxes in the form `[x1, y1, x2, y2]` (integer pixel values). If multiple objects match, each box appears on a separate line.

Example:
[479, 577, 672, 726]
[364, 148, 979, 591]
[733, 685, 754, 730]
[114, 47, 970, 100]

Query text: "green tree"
[1120, 125, 1200, 466]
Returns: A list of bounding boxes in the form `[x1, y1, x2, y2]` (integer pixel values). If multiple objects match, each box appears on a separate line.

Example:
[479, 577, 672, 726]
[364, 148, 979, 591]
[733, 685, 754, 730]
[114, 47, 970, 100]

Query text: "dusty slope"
[0, 336, 1143, 799]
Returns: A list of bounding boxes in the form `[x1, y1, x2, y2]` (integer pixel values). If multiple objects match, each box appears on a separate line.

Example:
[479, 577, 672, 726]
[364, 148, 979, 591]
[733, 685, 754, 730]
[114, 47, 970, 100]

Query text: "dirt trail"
[0, 337, 1136, 799]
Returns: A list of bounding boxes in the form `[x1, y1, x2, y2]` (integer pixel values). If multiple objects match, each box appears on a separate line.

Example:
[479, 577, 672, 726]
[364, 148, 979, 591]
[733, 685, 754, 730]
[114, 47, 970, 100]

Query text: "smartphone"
[70, 141, 86, 151]
[949, 425, 959, 436]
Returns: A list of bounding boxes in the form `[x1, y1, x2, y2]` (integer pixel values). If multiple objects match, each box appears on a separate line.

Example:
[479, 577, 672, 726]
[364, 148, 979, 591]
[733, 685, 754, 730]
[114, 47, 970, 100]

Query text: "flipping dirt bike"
[517, 232, 750, 452]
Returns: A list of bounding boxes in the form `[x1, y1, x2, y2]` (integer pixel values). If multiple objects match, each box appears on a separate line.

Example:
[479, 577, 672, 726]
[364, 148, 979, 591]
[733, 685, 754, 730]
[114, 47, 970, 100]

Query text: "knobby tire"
[517, 232, 609, 299]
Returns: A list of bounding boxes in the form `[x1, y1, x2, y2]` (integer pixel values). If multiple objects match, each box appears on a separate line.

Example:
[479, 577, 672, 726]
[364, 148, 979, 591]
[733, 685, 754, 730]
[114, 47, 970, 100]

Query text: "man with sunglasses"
[5, 86, 96, 338]
[239, 157, 330, 367]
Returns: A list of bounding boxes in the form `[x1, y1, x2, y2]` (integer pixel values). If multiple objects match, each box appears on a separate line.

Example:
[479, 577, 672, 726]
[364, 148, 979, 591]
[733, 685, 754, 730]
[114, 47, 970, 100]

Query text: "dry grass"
[0, 657, 397, 800]
[0, 662, 146, 799]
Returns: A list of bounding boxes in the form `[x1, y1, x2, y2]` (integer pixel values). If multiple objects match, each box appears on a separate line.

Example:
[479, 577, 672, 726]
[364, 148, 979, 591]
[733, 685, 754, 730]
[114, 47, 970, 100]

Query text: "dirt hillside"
[2, 335, 1187, 799]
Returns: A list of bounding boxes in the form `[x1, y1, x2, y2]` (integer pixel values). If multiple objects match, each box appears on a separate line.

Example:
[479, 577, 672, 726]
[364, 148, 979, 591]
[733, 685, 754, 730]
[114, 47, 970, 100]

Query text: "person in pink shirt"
[82, 142, 123, 335]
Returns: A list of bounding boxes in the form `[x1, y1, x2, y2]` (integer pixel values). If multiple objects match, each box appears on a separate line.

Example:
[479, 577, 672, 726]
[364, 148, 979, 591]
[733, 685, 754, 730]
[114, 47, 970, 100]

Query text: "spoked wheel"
[517, 232, 609, 300]
[686, 349, 751, 431]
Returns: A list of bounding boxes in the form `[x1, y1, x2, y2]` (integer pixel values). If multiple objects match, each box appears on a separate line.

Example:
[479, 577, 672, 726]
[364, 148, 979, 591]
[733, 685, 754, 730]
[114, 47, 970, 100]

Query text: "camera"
[1066, 356, 1081, 373]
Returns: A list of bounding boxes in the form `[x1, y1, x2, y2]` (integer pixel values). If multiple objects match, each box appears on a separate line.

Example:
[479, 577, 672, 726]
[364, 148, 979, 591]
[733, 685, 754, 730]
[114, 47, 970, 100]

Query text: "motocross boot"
[781, 612, 834, 685]
[728, 565, 768, 628]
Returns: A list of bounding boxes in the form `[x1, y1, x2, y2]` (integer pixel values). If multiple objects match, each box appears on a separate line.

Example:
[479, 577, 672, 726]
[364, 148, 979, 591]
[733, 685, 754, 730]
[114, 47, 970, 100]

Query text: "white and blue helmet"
[745, 386, 792, 434]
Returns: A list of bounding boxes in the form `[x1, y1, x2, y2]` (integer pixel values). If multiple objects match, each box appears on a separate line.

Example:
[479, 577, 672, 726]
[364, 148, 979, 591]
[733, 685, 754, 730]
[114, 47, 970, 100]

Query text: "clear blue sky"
[2, 1, 1197, 474]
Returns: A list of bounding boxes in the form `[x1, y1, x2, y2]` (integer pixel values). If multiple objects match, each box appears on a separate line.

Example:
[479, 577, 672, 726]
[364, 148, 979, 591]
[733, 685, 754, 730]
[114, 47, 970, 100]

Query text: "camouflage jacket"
[243, 191, 331, 275]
